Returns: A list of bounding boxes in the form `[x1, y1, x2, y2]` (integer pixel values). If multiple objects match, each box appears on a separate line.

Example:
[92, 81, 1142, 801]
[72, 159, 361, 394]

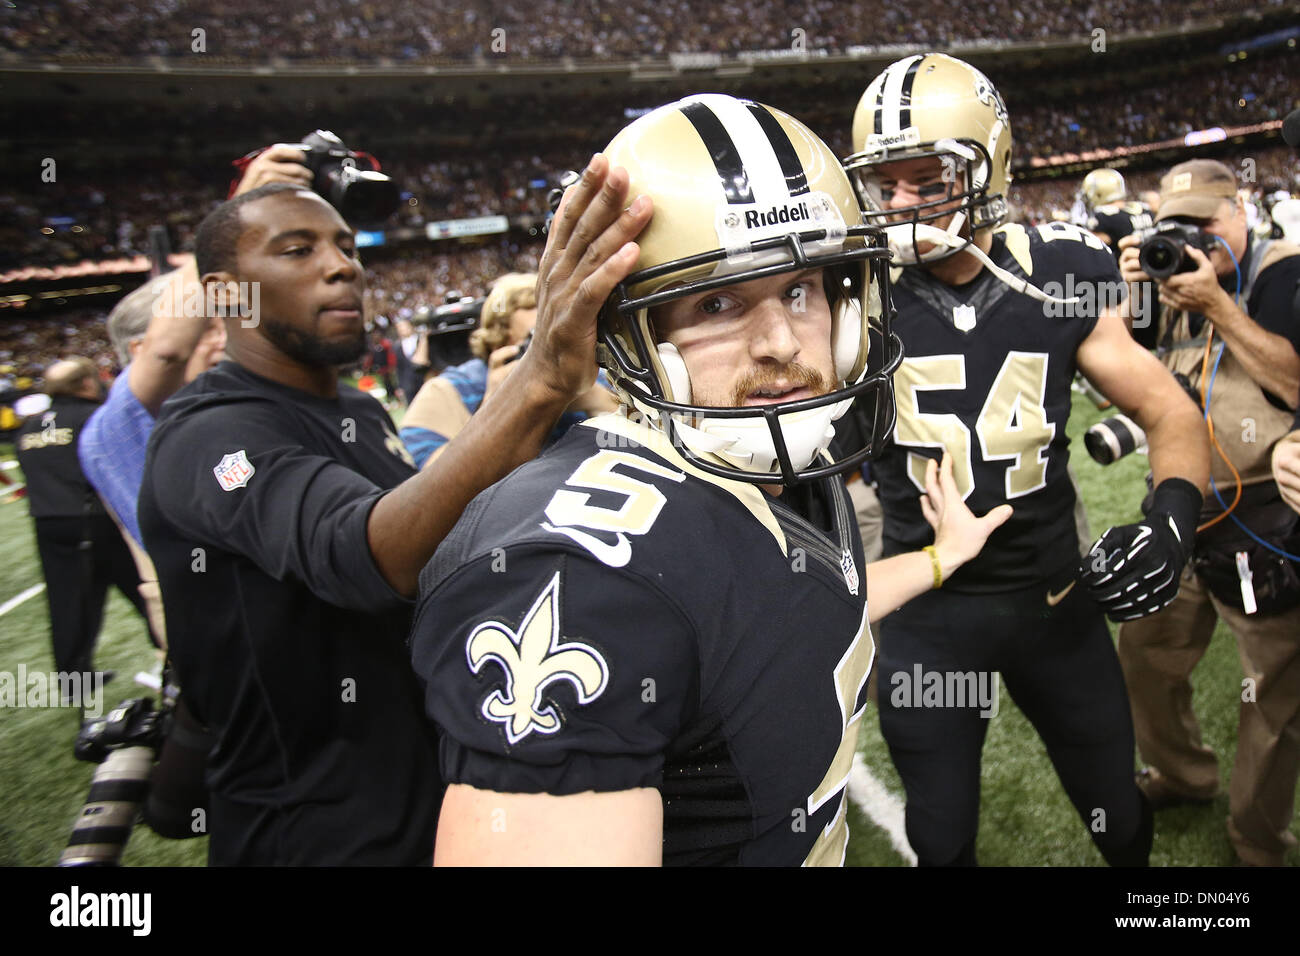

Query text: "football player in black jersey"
[1077, 168, 1154, 260]
[411, 94, 1012, 866]
[842, 53, 1210, 866]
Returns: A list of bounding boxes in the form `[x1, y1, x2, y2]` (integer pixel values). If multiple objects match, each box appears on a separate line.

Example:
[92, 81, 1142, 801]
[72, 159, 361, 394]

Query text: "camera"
[413, 292, 483, 372]
[1084, 414, 1147, 466]
[504, 330, 533, 365]
[296, 130, 401, 228]
[1137, 221, 1218, 280]
[60, 697, 168, 866]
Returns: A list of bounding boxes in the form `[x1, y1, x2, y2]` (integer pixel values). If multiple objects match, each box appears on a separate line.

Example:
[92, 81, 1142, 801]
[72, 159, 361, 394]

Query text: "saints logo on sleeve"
[466, 572, 610, 745]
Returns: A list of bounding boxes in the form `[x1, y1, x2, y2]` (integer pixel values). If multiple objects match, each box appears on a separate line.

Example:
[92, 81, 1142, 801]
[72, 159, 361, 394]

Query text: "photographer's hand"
[1273, 429, 1300, 515]
[1116, 234, 1155, 329]
[483, 342, 523, 401]
[1116, 234, 1149, 285]
[233, 144, 314, 196]
[1159, 247, 1300, 408]
[1157, 247, 1230, 315]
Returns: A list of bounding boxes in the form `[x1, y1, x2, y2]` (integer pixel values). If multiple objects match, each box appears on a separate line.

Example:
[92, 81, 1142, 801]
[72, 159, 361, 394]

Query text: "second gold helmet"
[843, 53, 1012, 263]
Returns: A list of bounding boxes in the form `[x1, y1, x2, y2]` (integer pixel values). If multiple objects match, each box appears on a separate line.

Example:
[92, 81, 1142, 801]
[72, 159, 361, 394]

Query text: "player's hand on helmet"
[921, 451, 1014, 578]
[1078, 478, 1202, 622]
[527, 154, 653, 403]
[233, 144, 314, 196]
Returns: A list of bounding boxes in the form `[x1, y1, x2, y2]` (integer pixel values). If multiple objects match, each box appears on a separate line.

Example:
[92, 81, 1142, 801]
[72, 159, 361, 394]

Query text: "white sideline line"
[0, 583, 45, 617]
[848, 752, 917, 866]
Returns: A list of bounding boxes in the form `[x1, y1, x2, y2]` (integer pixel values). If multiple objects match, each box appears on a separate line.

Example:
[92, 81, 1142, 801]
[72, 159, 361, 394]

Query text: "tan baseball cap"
[1155, 159, 1238, 222]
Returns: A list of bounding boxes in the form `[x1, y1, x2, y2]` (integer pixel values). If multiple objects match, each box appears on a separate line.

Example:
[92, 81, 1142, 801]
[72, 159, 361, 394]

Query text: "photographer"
[400, 272, 617, 470]
[1116, 159, 1300, 866]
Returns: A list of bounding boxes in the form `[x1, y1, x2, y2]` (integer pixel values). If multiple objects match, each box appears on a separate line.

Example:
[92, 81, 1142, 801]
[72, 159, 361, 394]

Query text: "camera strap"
[1238, 238, 1271, 308]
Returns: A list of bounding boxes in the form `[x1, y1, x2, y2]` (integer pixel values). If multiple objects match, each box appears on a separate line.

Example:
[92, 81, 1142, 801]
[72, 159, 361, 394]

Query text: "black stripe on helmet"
[872, 75, 884, 135]
[681, 100, 754, 205]
[744, 102, 810, 197]
[897, 56, 923, 130]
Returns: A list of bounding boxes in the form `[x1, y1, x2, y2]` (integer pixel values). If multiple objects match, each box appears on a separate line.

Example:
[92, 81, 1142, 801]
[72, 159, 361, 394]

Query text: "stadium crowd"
[3, 52, 1295, 270]
[2, 0, 1288, 62]
[4, 136, 1296, 394]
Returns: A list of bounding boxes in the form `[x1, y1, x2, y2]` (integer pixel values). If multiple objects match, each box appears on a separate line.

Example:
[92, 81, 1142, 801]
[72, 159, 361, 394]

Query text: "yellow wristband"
[923, 545, 943, 589]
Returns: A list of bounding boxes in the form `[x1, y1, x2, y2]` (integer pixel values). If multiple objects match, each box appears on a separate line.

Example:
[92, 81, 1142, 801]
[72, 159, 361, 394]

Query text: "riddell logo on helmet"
[744, 201, 813, 230]
[865, 127, 921, 151]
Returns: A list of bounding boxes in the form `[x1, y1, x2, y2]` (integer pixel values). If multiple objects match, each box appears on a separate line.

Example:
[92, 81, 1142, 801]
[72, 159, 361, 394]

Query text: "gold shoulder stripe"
[996, 222, 1033, 275]
[581, 413, 788, 556]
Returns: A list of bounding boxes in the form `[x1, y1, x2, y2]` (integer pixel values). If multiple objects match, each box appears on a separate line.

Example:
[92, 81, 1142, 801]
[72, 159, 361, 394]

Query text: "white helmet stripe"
[685, 93, 795, 211]
[878, 54, 923, 137]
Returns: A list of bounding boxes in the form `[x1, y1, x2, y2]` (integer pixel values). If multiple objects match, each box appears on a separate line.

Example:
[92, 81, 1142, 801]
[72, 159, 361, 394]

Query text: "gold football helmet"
[1081, 168, 1127, 210]
[595, 93, 901, 485]
[843, 53, 1012, 264]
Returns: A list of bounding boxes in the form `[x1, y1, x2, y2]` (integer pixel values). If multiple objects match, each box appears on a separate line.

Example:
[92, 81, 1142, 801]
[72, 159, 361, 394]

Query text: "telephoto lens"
[1085, 413, 1148, 465]
[59, 746, 155, 866]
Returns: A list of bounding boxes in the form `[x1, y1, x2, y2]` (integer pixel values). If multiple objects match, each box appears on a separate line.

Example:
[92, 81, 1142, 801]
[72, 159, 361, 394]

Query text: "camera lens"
[1084, 414, 1146, 466]
[333, 168, 402, 228]
[1139, 236, 1181, 280]
[59, 746, 155, 866]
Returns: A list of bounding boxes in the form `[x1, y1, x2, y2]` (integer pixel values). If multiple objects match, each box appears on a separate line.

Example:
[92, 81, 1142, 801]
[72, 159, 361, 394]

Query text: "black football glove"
[1079, 478, 1202, 622]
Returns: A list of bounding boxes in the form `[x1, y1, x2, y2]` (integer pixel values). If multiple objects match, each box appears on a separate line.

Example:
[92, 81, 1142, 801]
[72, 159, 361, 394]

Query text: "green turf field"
[0, 392, 1296, 866]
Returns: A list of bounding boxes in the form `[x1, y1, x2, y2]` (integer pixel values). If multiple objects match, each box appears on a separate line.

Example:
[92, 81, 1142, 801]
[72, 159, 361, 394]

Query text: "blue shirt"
[78, 366, 155, 546]
[399, 357, 599, 470]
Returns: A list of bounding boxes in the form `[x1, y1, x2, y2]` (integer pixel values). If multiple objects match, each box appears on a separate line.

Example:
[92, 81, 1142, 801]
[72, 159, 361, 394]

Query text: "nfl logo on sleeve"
[213, 450, 256, 491]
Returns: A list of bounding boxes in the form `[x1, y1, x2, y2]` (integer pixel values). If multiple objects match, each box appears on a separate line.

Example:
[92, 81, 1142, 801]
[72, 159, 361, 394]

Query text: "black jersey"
[875, 222, 1119, 592]
[1087, 201, 1154, 258]
[411, 413, 871, 866]
[138, 361, 439, 866]
[16, 395, 104, 519]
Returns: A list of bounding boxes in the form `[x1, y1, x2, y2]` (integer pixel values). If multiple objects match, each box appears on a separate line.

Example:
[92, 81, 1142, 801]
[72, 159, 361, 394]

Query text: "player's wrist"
[929, 541, 964, 584]
[1149, 477, 1202, 548]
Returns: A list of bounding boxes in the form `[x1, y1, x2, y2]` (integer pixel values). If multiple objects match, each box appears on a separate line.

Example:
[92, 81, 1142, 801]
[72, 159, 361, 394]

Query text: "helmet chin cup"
[655, 340, 842, 475]
[674, 405, 841, 475]
[656, 341, 691, 404]
[884, 217, 970, 265]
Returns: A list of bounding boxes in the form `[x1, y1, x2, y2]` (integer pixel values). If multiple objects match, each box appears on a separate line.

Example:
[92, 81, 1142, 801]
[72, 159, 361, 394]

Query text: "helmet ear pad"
[656, 341, 692, 404]
[832, 295, 865, 382]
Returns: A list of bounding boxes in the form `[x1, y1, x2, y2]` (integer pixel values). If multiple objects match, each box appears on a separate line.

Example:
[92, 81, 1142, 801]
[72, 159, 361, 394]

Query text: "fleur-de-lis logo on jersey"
[465, 572, 609, 744]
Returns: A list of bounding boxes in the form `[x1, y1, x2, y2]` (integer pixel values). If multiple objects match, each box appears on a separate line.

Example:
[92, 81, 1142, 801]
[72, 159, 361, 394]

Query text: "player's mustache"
[731, 362, 828, 405]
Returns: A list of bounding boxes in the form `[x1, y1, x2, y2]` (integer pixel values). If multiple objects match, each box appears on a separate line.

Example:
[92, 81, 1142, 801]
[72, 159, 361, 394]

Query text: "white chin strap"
[887, 221, 1080, 306]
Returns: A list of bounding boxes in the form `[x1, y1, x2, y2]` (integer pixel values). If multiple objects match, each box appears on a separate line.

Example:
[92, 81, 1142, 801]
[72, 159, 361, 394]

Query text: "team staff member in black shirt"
[17, 357, 154, 684]
[138, 169, 651, 865]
